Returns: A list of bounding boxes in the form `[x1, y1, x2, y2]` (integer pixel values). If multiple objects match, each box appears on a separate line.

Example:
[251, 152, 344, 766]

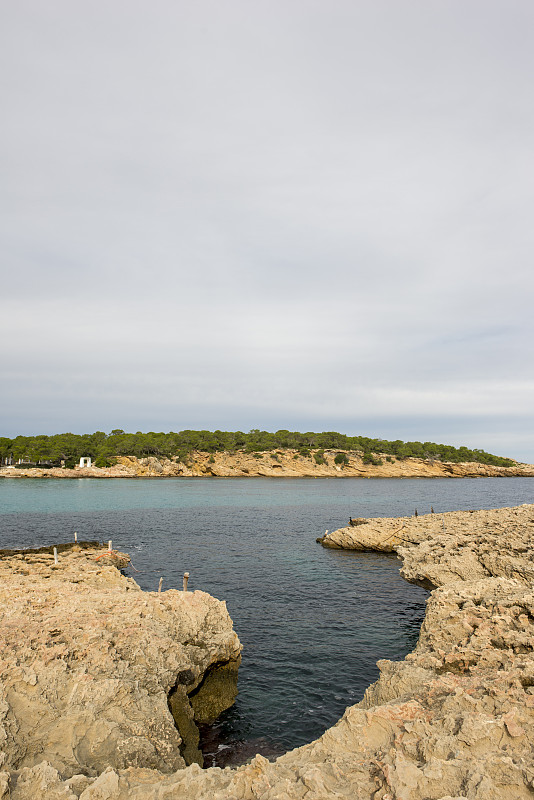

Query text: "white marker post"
[158, 577, 163, 593]
[53, 547, 58, 565]
[108, 540, 112, 552]
[183, 572, 189, 592]
[74, 531, 78, 543]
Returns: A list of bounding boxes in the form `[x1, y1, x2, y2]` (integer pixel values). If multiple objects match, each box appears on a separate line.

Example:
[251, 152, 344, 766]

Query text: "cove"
[0, 476, 532, 765]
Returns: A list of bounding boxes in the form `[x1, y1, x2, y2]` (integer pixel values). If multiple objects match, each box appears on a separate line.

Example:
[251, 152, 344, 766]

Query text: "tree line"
[0, 429, 515, 468]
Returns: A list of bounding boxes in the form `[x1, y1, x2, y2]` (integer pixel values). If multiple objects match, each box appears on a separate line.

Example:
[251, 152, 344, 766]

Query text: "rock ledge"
[0, 543, 241, 783]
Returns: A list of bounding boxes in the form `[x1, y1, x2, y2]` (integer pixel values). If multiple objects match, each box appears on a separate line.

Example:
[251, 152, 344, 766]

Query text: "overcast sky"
[1, 1, 533, 461]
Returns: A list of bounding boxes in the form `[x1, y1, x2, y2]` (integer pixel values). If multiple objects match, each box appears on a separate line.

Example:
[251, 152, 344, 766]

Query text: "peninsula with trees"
[1, 430, 533, 479]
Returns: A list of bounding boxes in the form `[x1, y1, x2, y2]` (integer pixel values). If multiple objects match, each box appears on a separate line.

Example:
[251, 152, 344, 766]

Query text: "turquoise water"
[1, 476, 532, 764]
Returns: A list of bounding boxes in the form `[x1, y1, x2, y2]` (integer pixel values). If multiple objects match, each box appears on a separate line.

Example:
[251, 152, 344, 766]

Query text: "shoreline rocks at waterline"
[0, 543, 241, 781]
[2, 505, 534, 799]
[2, 451, 534, 479]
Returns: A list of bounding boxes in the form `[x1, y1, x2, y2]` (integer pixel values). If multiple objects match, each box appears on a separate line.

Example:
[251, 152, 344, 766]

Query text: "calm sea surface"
[1, 476, 532, 764]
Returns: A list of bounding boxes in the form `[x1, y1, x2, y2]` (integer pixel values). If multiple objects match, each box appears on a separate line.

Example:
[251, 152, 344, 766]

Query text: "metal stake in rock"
[53, 547, 58, 565]
[108, 540, 112, 552]
[158, 577, 163, 593]
[74, 531, 78, 542]
[183, 572, 189, 592]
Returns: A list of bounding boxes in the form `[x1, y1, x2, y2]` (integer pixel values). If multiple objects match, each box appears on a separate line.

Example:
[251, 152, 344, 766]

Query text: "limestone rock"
[0, 544, 241, 778]
[2, 451, 534, 480]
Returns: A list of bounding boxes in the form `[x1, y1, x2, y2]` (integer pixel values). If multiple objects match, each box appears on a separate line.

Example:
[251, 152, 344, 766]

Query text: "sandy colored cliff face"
[0, 544, 241, 781]
[2, 450, 533, 479]
[2, 506, 534, 799]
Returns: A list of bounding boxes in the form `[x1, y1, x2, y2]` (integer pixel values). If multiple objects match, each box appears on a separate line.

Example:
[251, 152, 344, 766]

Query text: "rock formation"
[0, 543, 241, 780]
[2, 506, 534, 799]
[2, 451, 533, 479]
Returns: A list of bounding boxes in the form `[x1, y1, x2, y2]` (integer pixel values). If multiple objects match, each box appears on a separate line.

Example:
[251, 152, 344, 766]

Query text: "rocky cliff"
[0, 543, 241, 782]
[2, 450, 533, 479]
[2, 506, 534, 799]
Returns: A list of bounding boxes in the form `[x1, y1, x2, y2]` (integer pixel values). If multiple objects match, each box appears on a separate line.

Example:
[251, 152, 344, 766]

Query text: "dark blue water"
[1, 477, 532, 764]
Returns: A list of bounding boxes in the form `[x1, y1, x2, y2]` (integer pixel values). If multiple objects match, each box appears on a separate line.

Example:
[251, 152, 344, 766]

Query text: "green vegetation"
[0, 429, 515, 468]
[363, 453, 383, 466]
[313, 450, 326, 465]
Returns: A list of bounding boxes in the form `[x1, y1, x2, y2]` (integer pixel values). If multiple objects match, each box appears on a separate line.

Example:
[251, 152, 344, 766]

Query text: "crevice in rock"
[402, 574, 438, 591]
[188, 656, 241, 723]
[167, 683, 203, 767]
[167, 656, 241, 768]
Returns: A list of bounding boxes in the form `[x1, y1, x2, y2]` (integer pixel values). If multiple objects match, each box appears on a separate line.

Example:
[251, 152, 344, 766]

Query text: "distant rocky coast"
[2, 451, 534, 479]
[1, 505, 534, 799]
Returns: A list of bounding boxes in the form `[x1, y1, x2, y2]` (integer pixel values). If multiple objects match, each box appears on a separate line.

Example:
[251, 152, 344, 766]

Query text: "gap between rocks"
[167, 656, 241, 768]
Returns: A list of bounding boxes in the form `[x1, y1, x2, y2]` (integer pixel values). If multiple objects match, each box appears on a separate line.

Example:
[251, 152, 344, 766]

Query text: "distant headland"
[1, 430, 533, 478]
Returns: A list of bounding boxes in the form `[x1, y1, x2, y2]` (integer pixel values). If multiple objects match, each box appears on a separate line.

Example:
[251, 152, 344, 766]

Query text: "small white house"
[79, 457, 92, 468]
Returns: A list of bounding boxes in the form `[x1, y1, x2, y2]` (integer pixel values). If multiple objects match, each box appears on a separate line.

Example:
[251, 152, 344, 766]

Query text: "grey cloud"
[1, 1, 533, 460]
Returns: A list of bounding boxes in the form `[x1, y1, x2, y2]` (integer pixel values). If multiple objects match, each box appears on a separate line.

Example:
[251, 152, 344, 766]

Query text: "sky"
[1, 1, 533, 462]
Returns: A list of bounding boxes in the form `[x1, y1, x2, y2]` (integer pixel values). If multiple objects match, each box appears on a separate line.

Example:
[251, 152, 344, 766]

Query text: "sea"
[0, 476, 532, 765]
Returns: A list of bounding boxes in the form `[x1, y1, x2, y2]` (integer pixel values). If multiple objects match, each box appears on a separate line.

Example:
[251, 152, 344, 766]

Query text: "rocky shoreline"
[2, 505, 534, 799]
[2, 451, 534, 479]
[0, 544, 241, 793]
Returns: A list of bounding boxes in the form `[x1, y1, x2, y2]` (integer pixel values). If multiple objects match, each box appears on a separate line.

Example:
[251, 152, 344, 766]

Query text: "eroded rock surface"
[0, 544, 241, 779]
[319, 504, 534, 588]
[2, 506, 534, 799]
[2, 451, 533, 479]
